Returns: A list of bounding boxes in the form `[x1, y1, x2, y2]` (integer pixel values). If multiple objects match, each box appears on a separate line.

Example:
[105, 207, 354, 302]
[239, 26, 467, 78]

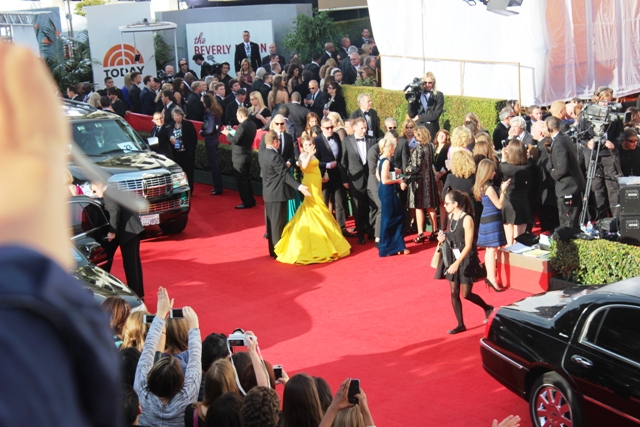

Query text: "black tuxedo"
[259, 84, 272, 107]
[351, 108, 382, 140]
[326, 95, 347, 119]
[546, 132, 586, 228]
[111, 99, 126, 118]
[259, 147, 301, 257]
[186, 92, 205, 121]
[305, 90, 329, 117]
[234, 41, 261, 73]
[103, 188, 145, 298]
[215, 94, 227, 112]
[394, 137, 410, 173]
[199, 61, 214, 79]
[292, 81, 310, 101]
[129, 84, 142, 113]
[260, 132, 296, 166]
[342, 66, 359, 85]
[140, 87, 156, 116]
[285, 102, 308, 138]
[353, 37, 370, 49]
[261, 53, 285, 67]
[407, 90, 445, 139]
[71, 94, 83, 102]
[319, 51, 338, 66]
[163, 102, 177, 126]
[150, 124, 173, 160]
[342, 134, 375, 238]
[306, 62, 321, 82]
[314, 133, 347, 229]
[492, 122, 510, 152]
[225, 99, 246, 127]
[251, 78, 264, 93]
[227, 119, 257, 206]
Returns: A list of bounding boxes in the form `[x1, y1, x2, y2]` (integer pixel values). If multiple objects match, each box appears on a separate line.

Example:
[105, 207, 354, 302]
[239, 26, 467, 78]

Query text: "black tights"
[449, 281, 490, 327]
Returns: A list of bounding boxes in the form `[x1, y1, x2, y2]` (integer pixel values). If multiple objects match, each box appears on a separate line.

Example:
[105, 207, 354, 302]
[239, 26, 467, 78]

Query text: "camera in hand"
[227, 328, 254, 346]
[347, 379, 360, 404]
[143, 314, 155, 324]
[273, 364, 283, 380]
[404, 77, 423, 103]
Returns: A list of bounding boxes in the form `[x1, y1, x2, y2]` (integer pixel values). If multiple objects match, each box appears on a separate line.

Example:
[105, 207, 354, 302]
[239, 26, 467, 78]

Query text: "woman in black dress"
[433, 129, 450, 231]
[169, 107, 198, 194]
[498, 139, 532, 245]
[437, 190, 493, 334]
[322, 83, 347, 120]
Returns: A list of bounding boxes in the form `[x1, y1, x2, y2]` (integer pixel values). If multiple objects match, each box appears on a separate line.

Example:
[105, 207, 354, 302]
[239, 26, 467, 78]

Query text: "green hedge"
[550, 239, 640, 285]
[341, 85, 504, 135]
[195, 141, 262, 182]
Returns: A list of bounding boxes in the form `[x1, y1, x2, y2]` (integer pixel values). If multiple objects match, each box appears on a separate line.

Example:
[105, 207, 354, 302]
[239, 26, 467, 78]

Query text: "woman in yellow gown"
[274, 134, 351, 264]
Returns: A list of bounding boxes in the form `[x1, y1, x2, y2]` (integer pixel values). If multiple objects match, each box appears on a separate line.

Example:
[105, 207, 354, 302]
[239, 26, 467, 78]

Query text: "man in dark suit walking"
[284, 92, 308, 138]
[128, 72, 143, 114]
[545, 116, 586, 229]
[91, 182, 145, 299]
[140, 75, 157, 116]
[186, 81, 207, 121]
[223, 107, 257, 209]
[351, 93, 382, 140]
[341, 117, 375, 245]
[304, 80, 328, 118]
[408, 72, 445, 140]
[492, 107, 515, 151]
[314, 118, 352, 236]
[234, 30, 261, 74]
[259, 131, 310, 257]
[225, 89, 247, 127]
[161, 90, 177, 125]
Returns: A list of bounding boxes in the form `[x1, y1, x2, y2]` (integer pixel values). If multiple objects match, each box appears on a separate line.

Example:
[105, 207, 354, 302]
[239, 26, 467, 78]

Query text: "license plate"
[140, 214, 160, 226]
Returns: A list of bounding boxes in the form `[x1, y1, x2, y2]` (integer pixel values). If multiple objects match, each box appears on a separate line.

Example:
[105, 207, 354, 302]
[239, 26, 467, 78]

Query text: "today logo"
[102, 44, 145, 78]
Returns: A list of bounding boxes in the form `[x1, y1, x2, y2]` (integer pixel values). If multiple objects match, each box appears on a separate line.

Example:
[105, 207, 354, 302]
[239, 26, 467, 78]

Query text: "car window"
[72, 119, 148, 156]
[82, 202, 108, 228]
[583, 305, 640, 365]
[69, 202, 92, 235]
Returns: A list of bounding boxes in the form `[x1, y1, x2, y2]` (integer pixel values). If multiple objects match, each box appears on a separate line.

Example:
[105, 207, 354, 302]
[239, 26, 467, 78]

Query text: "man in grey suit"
[545, 116, 586, 229]
[341, 117, 375, 245]
[223, 107, 257, 209]
[509, 116, 534, 146]
[284, 92, 308, 139]
[259, 131, 310, 258]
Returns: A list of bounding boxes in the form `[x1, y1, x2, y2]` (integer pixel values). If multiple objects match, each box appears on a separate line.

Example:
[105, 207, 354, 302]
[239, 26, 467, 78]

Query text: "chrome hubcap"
[534, 385, 572, 427]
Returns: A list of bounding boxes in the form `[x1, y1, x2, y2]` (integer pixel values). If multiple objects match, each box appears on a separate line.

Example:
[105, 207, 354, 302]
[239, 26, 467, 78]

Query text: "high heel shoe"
[413, 233, 425, 244]
[428, 231, 439, 241]
[484, 305, 494, 324]
[485, 278, 505, 292]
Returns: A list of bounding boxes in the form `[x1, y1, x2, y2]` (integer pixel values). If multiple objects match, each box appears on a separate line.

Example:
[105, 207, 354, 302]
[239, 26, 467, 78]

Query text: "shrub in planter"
[550, 239, 640, 285]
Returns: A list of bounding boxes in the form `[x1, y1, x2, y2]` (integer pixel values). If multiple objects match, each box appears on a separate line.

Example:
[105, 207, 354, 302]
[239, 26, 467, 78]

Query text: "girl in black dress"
[498, 139, 532, 245]
[437, 190, 493, 334]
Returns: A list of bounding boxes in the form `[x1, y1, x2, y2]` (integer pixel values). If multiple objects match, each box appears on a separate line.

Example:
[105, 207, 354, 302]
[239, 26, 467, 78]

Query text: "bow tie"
[356, 138, 365, 143]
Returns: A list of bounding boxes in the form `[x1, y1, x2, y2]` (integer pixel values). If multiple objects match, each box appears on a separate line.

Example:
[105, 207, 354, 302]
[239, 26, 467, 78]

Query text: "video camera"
[157, 69, 174, 84]
[581, 102, 630, 126]
[404, 77, 423, 104]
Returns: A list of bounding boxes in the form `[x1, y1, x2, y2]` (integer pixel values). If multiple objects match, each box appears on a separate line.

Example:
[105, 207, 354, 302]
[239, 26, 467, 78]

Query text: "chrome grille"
[113, 175, 172, 199]
[142, 195, 190, 214]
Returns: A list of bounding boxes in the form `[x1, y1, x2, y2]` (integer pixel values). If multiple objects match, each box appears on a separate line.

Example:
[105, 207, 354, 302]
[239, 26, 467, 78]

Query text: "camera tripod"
[578, 123, 606, 227]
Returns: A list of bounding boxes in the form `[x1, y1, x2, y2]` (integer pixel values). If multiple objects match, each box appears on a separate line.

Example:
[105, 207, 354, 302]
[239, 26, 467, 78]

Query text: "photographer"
[407, 71, 445, 139]
[576, 86, 624, 219]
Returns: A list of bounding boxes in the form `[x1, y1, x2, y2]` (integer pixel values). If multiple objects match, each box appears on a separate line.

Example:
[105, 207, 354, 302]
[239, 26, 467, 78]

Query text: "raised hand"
[182, 306, 199, 330]
[156, 286, 173, 319]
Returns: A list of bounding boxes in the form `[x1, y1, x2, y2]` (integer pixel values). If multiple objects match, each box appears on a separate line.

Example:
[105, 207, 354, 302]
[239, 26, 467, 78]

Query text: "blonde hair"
[473, 134, 497, 163]
[414, 126, 432, 146]
[464, 112, 483, 130]
[451, 126, 472, 148]
[249, 91, 266, 114]
[450, 150, 476, 179]
[378, 133, 397, 156]
[333, 405, 365, 427]
[327, 111, 344, 129]
[473, 159, 497, 201]
[549, 100, 566, 117]
[121, 311, 149, 352]
[400, 118, 416, 138]
[423, 71, 438, 95]
[240, 58, 253, 74]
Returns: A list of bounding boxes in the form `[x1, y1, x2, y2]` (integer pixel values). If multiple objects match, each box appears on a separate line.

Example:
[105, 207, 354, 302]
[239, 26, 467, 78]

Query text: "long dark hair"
[446, 189, 475, 218]
[203, 93, 223, 117]
[280, 373, 324, 427]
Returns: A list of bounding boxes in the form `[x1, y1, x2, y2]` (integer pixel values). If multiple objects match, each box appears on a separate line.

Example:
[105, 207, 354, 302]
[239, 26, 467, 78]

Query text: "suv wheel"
[159, 217, 188, 234]
[529, 371, 582, 427]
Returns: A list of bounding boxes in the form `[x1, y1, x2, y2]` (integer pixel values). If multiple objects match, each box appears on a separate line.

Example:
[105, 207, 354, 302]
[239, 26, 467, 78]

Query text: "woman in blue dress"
[377, 135, 410, 257]
[472, 159, 511, 291]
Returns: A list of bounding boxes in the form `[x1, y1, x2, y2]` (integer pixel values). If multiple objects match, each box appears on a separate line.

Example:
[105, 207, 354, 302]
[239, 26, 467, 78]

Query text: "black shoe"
[342, 230, 357, 238]
[367, 231, 375, 240]
[210, 190, 222, 196]
[357, 236, 365, 245]
[263, 232, 268, 239]
[447, 325, 467, 335]
[235, 204, 253, 209]
[374, 241, 379, 248]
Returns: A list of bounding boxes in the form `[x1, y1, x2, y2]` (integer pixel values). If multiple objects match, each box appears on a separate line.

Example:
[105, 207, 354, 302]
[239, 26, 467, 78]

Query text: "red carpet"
[111, 183, 534, 427]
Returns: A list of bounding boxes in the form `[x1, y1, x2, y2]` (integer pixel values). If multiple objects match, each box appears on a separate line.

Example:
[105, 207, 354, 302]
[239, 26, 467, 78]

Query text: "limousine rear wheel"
[529, 372, 582, 427]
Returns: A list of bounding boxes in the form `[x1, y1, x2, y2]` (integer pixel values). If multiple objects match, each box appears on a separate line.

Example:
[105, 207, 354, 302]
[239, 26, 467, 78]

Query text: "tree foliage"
[154, 33, 174, 70]
[74, 0, 107, 18]
[39, 24, 94, 92]
[282, 9, 341, 64]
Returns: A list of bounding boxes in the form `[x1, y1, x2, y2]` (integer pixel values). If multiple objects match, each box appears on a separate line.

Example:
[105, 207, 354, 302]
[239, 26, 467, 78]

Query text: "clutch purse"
[322, 171, 330, 183]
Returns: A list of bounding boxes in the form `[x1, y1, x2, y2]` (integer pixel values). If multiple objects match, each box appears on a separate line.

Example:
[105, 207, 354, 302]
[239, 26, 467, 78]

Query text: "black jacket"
[341, 134, 375, 190]
[259, 147, 300, 202]
[140, 87, 156, 116]
[234, 41, 261, 73]
[128, 84, 142, 113]
[351, 108, 382, 140]
[186, 92, 206, 121]
[547, 132, 586, 197]
[407, 90, 444, 138]
[227, 119, 257, 168]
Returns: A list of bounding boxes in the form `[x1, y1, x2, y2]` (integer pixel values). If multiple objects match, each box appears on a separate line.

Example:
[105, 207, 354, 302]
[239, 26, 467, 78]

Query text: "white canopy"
[368, 0, 640, 106]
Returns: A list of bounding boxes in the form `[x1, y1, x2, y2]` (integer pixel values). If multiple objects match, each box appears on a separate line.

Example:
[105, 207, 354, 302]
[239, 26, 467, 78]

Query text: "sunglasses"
[323, 126, 334, 130]
[274, 122, 285, 126]
[179, 63, 187, 66]
[387, 126, 397, 130]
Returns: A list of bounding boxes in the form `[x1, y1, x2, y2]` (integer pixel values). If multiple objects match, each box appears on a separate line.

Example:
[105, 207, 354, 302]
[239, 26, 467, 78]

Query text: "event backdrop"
[86, 3, 157, 91]
[186, 20, 273, 77]
[368, 0, 640, 105]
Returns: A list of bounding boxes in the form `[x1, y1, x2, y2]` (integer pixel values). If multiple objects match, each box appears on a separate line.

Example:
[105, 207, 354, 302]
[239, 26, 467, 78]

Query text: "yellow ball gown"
[274, 157, 351, 264]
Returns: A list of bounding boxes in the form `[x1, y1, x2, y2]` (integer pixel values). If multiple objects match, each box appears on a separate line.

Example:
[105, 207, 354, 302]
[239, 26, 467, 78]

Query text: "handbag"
[434, 236, 454, 280]
[430, 242, 442, 269]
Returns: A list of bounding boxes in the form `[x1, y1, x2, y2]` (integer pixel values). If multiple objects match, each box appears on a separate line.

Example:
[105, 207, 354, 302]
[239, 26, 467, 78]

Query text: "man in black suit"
[306, 53, 322, 83]
[341, 117, 375, 244]
[234, 30, 261, 74]
[193, 53, 213, 79]
[128, 72, 143, 113]
[304, 80, 328, 118]
[259, 73, 273, 107]
[319, 42, 338, 66]
[259, 130, 311, 257]
[351, 93, 382, 140]
[292, 70, 312, 101]
[225, 89, 247, 127]
[284, 92, 308, 138]
[107, 87, 126, 117]
[252, 67, 266, 93]
[91, 182, 145, 299]
[186, 81, 207, 121]
[66, 85, 83, 101]
[408, 72, 445, 140]
[383, 118, 409, 173]
[545, 116, 586, 229]
[259, 114, 297, 166]
[175, 58, 196, 79]
[161, 90, 177, 125]
[261, 43, 286, 67]
[219, 62, 233, 92]
[492, 107, 515, 151]
[314, 118, 351, 235]
[342, 52, 361, 85]
[223, 107, 257, 209]
[140, 75, 157, 116]
[149, 112, 173, 159]
[213, 83, 227, 112]
[353, 28, 372, 49]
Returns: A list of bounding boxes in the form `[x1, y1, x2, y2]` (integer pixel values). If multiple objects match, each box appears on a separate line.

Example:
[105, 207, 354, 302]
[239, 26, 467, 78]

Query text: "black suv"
[65, 100, 190, 234]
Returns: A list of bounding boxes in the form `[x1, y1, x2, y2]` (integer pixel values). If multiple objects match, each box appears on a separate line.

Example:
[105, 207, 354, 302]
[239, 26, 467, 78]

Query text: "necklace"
[450, 212, 463, 232]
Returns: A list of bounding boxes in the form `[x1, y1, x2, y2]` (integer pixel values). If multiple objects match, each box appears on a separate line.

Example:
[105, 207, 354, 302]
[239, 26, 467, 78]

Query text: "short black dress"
[498, 162, 532, 225]
[445, 213, 481, 285]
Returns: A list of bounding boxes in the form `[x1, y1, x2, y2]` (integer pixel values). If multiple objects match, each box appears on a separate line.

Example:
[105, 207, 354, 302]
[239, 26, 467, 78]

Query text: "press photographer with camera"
[576, 86, 625, 219]
[406, 71, 445, 139]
